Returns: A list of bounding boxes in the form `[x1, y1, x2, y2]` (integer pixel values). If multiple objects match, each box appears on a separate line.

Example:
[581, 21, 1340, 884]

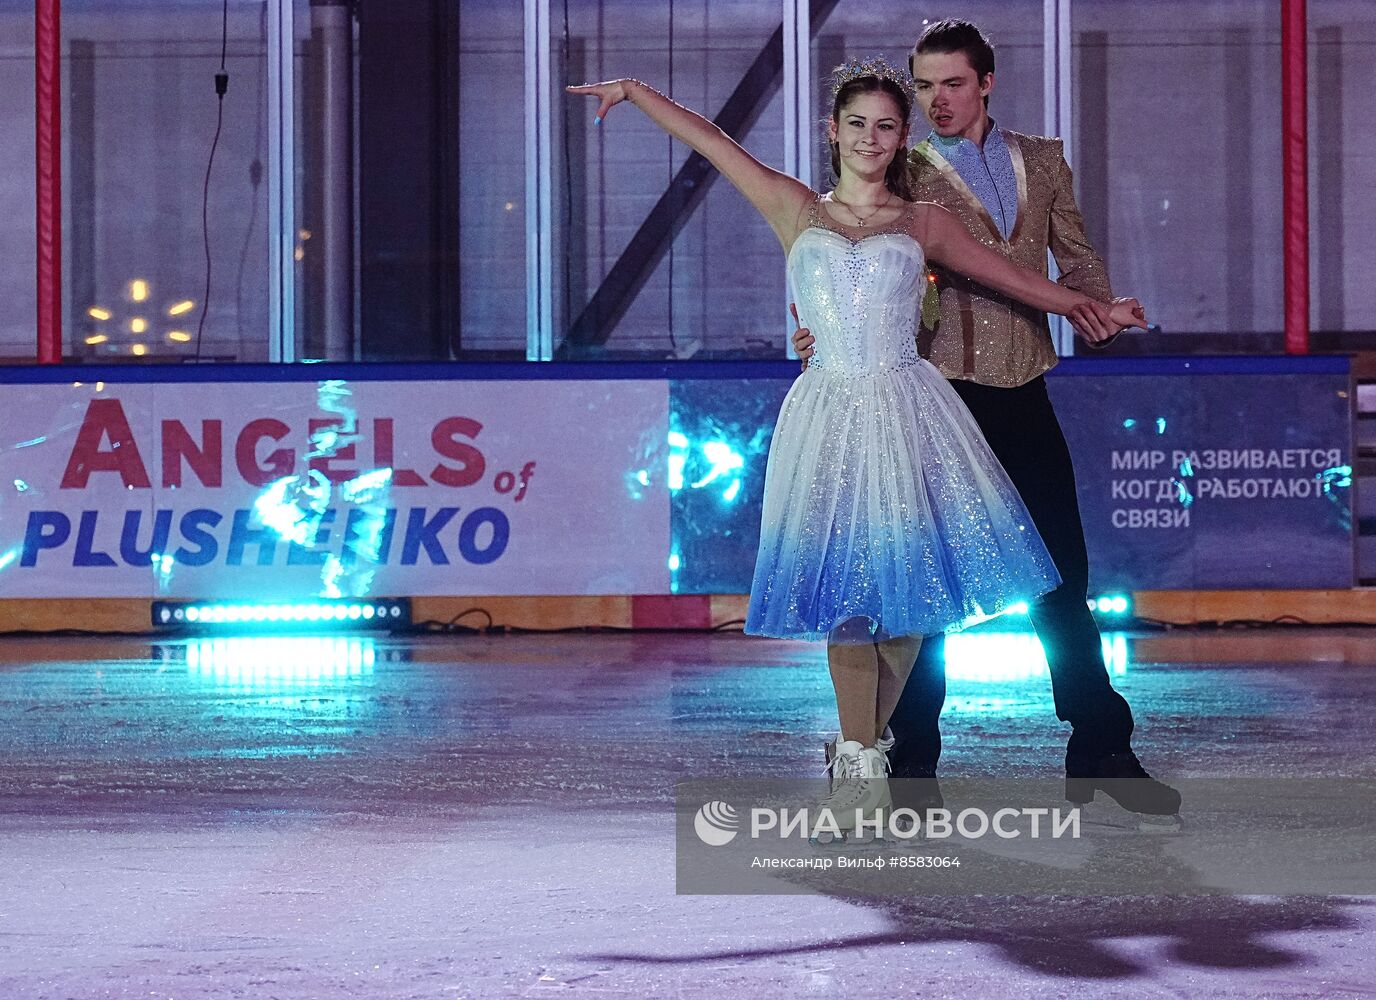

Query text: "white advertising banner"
[0, 378, 671, 598]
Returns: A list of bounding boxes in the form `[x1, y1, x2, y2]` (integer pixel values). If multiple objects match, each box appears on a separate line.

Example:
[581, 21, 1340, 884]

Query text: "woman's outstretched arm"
[916, 203, 1147, 330]
[567, 79, 813, 248]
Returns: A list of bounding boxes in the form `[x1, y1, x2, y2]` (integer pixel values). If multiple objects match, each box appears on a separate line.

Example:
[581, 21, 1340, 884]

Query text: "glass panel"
[455, 0, 526, 358]
[1072, 1, 1280, 351]
[555, 0, 788, 359]
[63, 1, 272, 362]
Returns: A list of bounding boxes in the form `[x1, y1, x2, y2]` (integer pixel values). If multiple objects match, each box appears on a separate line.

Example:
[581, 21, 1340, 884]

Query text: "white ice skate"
[823, 727, 894, 794]
[811, 739, 891, 845]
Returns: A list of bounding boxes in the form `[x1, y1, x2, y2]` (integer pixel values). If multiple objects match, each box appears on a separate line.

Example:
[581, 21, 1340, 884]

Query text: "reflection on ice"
[153, 551, 176, 591]
[1102, 632, 1129, 675]
[180, 636, 377, 688]
[944, 631, 1129, 682]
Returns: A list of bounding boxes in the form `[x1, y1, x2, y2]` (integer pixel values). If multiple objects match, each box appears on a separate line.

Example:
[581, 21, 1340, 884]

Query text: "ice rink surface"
[1, 629, 1373, 999]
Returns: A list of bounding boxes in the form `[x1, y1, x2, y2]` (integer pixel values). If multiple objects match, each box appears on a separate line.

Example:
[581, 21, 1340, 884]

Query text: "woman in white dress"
[569, 61, 1145, 830]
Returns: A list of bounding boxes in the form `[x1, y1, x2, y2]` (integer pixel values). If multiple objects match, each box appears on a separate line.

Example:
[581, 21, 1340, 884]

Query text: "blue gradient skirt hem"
[744, 362, 1060, 644]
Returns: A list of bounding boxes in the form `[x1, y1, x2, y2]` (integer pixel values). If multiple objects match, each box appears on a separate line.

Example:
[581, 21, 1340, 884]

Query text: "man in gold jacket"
[797, 19, 1180, 818]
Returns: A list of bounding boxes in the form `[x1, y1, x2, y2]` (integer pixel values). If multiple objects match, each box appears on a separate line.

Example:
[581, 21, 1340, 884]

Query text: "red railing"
[1281, 0, 1309, 355]
[35, 0, 62, 364]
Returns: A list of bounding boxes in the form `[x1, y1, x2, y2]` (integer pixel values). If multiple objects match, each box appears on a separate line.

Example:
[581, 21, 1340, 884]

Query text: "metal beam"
[782, 0, 812, 188]
[268, 0, 298, 362]
[1043, 0, 1073, 356]
[525, 0, 554, 360]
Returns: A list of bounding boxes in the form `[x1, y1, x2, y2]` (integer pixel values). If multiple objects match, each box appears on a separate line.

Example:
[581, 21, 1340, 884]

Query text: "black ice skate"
[1065, 750, 1182, 830]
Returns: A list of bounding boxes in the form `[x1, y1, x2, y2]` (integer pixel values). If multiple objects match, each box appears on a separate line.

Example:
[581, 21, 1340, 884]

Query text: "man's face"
[912, 49, 992, 141]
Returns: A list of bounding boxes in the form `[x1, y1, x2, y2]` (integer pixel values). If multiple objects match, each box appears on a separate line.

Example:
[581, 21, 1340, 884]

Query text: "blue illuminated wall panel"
[1048, 357, 1353, 590]
[668, 377, 791, 594]
[668, 356, 1354, 594]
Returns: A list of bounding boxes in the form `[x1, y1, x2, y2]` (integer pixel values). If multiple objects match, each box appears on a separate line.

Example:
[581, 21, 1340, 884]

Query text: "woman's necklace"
[829, 190, 893, 228]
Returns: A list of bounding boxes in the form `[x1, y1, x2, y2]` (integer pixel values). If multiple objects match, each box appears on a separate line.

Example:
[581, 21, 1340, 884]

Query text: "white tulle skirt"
[745, 359, 1060, 643]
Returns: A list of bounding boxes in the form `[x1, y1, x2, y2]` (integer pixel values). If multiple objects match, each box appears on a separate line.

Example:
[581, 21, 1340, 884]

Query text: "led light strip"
[152, 599, 411, 630]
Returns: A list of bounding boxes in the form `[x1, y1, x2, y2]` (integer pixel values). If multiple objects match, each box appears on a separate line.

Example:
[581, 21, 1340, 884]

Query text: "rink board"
[0, 357, 1352, 598]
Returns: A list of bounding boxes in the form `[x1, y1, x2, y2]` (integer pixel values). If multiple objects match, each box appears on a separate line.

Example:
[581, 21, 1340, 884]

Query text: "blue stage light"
[151, 598, 411, 632]
[1086, 594, 1133, 616]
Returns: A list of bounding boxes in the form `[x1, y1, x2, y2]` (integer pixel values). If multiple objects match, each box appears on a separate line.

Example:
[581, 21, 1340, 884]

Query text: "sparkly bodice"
[787, 197, 926, 376]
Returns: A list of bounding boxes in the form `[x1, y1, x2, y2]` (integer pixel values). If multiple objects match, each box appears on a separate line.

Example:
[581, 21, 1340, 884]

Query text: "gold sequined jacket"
[908, 129, 1112, 388]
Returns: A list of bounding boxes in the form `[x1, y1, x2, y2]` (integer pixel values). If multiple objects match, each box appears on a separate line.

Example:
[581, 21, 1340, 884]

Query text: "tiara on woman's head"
[830, 56, 916, 106]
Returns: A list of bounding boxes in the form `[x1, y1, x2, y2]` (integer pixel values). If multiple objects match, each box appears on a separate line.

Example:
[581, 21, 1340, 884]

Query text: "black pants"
[888, 375, 1135, 764]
